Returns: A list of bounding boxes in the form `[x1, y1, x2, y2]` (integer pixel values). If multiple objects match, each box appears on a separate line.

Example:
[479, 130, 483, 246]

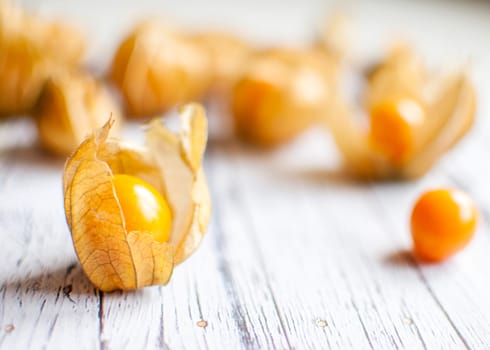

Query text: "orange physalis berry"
[112, 174, 172, 243]
[410, 188, 478, 262]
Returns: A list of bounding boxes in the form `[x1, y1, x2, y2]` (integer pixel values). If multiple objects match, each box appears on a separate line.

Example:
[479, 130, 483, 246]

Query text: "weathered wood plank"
[228, 132, 476, 349]
[0, 121, 100, 350]
[100, 288, 163, 350]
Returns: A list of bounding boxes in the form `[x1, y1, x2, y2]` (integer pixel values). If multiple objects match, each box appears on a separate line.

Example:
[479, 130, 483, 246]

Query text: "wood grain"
[0, 122, 100, 350]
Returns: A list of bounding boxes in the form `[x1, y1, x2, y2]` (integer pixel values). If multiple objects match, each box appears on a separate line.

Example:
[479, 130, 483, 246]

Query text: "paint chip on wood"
[316, 319, 328, 328]
[4, 324, 15, 333]
[196, 320, 208, 328]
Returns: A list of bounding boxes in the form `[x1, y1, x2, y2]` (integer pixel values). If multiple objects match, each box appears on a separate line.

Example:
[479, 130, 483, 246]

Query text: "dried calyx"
[0, 1, 85, 116]
[63, 103, 210, 292]
[324, 45, 476, 179]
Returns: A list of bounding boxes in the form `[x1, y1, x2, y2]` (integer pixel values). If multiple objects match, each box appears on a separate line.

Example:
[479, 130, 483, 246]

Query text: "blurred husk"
[324, 44, 476, 180]
[110, 21, 212, 118]
[192, 31, 252, 96]
[0, 1, 86, 117]
[34, 70, 122, 156]
[232, 47, 339, 147]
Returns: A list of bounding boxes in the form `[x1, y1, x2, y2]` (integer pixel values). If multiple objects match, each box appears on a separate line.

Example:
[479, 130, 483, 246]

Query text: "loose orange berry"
[112, 174, 172, 243]
[369, 98, 425, 165]
[410, 188, 477, 262]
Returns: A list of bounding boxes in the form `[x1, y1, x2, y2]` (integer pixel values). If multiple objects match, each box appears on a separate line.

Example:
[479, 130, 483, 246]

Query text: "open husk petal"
[364, 44, 426, 108]
[402, 74, 476, 178]
[323, 93, 395, 179]
[146, 103, 210, 263]
[63, 103, 210, 291]
[64, 121, 163, 291]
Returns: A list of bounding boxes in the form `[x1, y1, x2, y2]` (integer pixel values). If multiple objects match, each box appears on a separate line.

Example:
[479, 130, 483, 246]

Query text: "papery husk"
[232, 48, 339, 146]
[192, 31, 251, 94]
[364, 44, 426, 108]
[63, 103, 210, 291]
[0, 1, 85, 64]
[0, 1, 85, 116]
[317, 12, 352, 62]
[325, 72, 476, 180]
[35, 70, 122, 156]
[110, 21, 212, 117]
[0, 41, 52, 116]
[402, 74, 476, 178]
[324, 97, 393, 179]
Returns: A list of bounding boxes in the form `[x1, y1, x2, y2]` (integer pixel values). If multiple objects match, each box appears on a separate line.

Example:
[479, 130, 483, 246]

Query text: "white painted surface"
[2, 1, 490, 349]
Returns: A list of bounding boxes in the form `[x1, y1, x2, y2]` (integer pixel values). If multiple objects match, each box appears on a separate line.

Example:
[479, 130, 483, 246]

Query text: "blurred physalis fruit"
[411, 188, 478, 262]
[325, 45, 476, 179]
[0, 1, 85, 116]
[63, 103, 211, 292]
[34, 70, 122, 156]
[110, 21, 211, 117]
[232, 48, 338, 147]
[0, 1, 85, 64]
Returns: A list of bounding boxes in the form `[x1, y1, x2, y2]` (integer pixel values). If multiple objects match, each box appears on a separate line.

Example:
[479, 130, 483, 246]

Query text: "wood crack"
[232, 155, 300, 350]
[158, 287, 166, 350]
[210, 200, 256, 349]
[232, 188, 294, 350]
[412, 269, 471, 350]
[98, 291, 106, 350]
